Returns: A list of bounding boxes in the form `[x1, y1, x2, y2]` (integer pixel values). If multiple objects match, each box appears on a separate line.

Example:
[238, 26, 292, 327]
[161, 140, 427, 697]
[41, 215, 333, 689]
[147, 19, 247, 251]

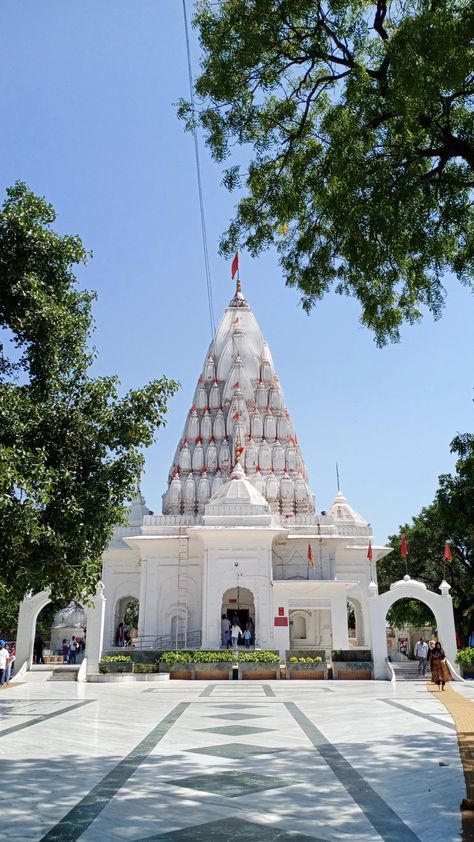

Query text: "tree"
[180, 1, 474, 345]
[0, 183, 178, 603]
[378, 433, 474, 636]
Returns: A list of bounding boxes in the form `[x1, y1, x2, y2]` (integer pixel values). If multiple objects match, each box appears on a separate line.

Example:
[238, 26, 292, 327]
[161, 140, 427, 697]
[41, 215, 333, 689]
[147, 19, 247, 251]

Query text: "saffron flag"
[401, 534, 408, 557]
[367, 540, 373, 561]
[232, 381, 240, 390]
[443, 541, 453, 562]
[231, 252, 239, 279]
[231, 410, 241, 421]
[307, 543, 314, 568]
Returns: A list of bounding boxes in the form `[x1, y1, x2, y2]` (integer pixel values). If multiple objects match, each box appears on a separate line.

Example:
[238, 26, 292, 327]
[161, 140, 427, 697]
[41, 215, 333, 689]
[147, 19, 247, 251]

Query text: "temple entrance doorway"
[221, 587, 255, 644]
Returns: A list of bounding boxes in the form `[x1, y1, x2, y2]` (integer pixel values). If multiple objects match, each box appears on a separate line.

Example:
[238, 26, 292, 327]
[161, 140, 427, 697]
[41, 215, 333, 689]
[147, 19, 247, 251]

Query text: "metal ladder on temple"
[175, 528, 189, 649]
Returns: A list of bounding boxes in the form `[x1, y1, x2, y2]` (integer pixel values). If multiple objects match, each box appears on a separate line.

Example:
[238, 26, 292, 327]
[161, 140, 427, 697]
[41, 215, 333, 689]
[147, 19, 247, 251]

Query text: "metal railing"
[107, 630, 202, 652]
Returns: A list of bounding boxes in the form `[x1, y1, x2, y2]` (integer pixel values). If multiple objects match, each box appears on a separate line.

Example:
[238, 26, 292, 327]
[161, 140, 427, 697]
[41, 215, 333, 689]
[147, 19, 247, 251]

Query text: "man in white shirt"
[0, 640, 9, 686]
[414, 637, 429, 675]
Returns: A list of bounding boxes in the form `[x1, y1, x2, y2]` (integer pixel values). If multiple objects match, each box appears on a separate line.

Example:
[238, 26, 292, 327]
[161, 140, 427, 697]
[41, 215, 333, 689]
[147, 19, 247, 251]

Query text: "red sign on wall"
[274, 616, 288, 627]
[278, 607, 285, 616]
[228, 598, 237, 603]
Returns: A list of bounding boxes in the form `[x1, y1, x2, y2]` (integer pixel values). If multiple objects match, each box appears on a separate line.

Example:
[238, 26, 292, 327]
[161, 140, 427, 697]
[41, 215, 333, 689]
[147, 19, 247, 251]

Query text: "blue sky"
[1, 1, 472, 546]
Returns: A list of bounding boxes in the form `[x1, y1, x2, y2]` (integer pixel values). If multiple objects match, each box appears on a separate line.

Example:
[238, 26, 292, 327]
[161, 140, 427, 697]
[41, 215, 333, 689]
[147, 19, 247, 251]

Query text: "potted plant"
[286, 656, 327, 680]
[331, 650, 373, 680]
[455, 647, 474, 678]
[238, 650, 280, 680]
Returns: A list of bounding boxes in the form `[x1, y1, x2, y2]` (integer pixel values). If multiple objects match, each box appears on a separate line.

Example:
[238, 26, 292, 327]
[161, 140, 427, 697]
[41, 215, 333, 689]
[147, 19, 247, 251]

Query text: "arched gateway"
[368, 576, 457, 680]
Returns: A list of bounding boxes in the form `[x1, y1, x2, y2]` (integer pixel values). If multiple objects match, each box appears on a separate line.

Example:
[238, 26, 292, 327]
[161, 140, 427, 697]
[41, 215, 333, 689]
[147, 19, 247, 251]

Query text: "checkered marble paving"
[0, 676, 467, 841]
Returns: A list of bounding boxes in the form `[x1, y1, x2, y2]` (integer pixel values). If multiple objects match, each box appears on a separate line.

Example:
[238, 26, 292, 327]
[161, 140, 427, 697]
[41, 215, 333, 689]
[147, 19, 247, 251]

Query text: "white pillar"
[14, 590, 51, 676]
[85, 582, 106, 677]
[437, 580, 458, 668]
[367, 594, 388, 679]
[331, 595, 350, 649]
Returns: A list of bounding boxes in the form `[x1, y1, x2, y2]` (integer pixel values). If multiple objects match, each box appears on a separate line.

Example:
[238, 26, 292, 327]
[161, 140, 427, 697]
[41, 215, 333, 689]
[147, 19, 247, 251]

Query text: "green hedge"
[101, 654, 133, 664]
[238, 651, 280, 663]
[159, 649, 280, 665]
[456, 647, 474, 667]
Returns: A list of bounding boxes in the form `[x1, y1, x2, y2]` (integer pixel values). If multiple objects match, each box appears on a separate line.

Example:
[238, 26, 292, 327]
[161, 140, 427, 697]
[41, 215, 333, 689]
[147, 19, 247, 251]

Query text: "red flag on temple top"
[367, 541, 373, 561]
[232, 381, 240, 390]
[443, 542, 453, 562]
[231, 410, 241, 421]
[307, 544, 314, 568]
[400, 534, 408, 557]
[231, 252, 239, 279]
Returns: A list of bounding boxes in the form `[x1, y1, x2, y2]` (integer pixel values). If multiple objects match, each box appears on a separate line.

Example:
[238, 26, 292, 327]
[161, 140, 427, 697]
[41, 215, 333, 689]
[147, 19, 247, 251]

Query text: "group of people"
[414, 637, 452, 690]
[61, 636, 85, 663]
[115, 622, 132, 647]
[0, 640, 15, 686]
[221, 615, 254, 649]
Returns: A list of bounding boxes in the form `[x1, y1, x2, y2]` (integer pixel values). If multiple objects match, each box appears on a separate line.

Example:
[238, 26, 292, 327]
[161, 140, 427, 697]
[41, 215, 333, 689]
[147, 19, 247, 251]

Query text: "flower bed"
[286, 656, 327, 680]
[238, 651, 280, 680]
[158, 650, 280, 680]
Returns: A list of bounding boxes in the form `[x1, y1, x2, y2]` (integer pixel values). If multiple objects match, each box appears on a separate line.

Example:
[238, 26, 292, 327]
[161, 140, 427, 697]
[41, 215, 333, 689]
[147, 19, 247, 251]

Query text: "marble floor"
[1, 673, 472, 842]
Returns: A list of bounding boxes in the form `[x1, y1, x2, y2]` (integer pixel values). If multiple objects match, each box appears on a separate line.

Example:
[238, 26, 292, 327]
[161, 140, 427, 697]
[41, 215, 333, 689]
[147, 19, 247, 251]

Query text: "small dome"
[326, 491, 368, 526]
[127, 489, 151, 527]
[207, 462, 270, 512]
[52, 601, 86, 629]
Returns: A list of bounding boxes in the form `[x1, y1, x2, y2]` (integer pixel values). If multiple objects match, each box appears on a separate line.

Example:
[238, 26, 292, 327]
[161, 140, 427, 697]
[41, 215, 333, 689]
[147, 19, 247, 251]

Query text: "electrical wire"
[182, 0, 216, 342]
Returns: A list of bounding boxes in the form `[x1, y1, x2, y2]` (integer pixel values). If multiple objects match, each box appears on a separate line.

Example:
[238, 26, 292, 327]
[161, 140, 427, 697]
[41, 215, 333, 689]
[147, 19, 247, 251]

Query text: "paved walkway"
[1, 673, 472, 841]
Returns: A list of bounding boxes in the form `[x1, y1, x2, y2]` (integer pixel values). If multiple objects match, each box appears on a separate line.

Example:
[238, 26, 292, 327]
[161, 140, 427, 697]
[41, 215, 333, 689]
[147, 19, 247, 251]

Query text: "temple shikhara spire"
[163, 279, 314, 518]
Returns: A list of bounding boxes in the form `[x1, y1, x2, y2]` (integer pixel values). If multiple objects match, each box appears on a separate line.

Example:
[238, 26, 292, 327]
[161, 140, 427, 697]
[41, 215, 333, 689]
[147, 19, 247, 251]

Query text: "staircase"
[392, 661, 427, 682]
[48, 665, 79, 681]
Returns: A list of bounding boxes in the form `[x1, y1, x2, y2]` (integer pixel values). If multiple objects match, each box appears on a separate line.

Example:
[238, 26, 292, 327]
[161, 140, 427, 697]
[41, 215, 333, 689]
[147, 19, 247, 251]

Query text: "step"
[48, 668, 79, 682]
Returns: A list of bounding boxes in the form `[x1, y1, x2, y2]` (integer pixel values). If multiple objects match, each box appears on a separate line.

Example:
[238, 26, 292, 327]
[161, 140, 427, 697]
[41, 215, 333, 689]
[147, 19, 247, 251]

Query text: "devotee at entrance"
[221, 615, 230, 647]
[414, 637, 429, 675]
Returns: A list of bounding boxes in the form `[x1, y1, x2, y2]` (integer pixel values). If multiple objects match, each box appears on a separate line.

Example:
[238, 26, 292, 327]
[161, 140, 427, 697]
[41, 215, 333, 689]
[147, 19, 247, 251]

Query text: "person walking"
[62, 639, 69, 663]
[430, 641, 451, 690]
[414, 637, 429, 676]
[243, 628, 252, 649]
[68, 636, 78, 664]
[33, 635, 45, 665]
[221, 615, 231, 648]
[230, 621, 242, 650]
[0, 641, 9, 686]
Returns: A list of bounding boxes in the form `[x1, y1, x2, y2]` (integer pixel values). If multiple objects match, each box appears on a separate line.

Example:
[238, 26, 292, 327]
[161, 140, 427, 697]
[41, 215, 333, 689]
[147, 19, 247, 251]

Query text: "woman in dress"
[430, 641, 451, 690]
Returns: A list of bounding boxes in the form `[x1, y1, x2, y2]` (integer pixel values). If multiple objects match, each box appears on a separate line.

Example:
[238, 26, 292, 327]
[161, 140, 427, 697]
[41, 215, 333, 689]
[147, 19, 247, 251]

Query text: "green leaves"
[185, 0, 474, 344]
[0, 183, 179, 602]
[379, 432, 474, 636]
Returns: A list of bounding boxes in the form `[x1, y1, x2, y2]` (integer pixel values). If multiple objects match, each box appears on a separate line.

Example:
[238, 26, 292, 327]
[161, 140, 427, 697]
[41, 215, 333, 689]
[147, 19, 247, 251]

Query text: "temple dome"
[207, 462, 270, 510]
[326, 491, 368, 526]
[52, 601, 86, 629]
[203, 462, 273, 526]
[163, 280, 314, 517]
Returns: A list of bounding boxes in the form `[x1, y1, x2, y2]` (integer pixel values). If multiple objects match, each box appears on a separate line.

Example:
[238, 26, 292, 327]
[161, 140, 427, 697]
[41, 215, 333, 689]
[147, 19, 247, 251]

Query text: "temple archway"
[221, 586, 255, 644]
[368, 577, 457, 679]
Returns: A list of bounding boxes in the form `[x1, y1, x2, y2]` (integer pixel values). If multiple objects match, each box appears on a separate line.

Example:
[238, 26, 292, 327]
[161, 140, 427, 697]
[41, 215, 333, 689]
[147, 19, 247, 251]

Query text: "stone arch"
[107, 578, 139, 646]
[289, 610, 310, 644]
[15, 590, 51, 676]
[347, 596, 366, 647]
[368, 577, 457, 680]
